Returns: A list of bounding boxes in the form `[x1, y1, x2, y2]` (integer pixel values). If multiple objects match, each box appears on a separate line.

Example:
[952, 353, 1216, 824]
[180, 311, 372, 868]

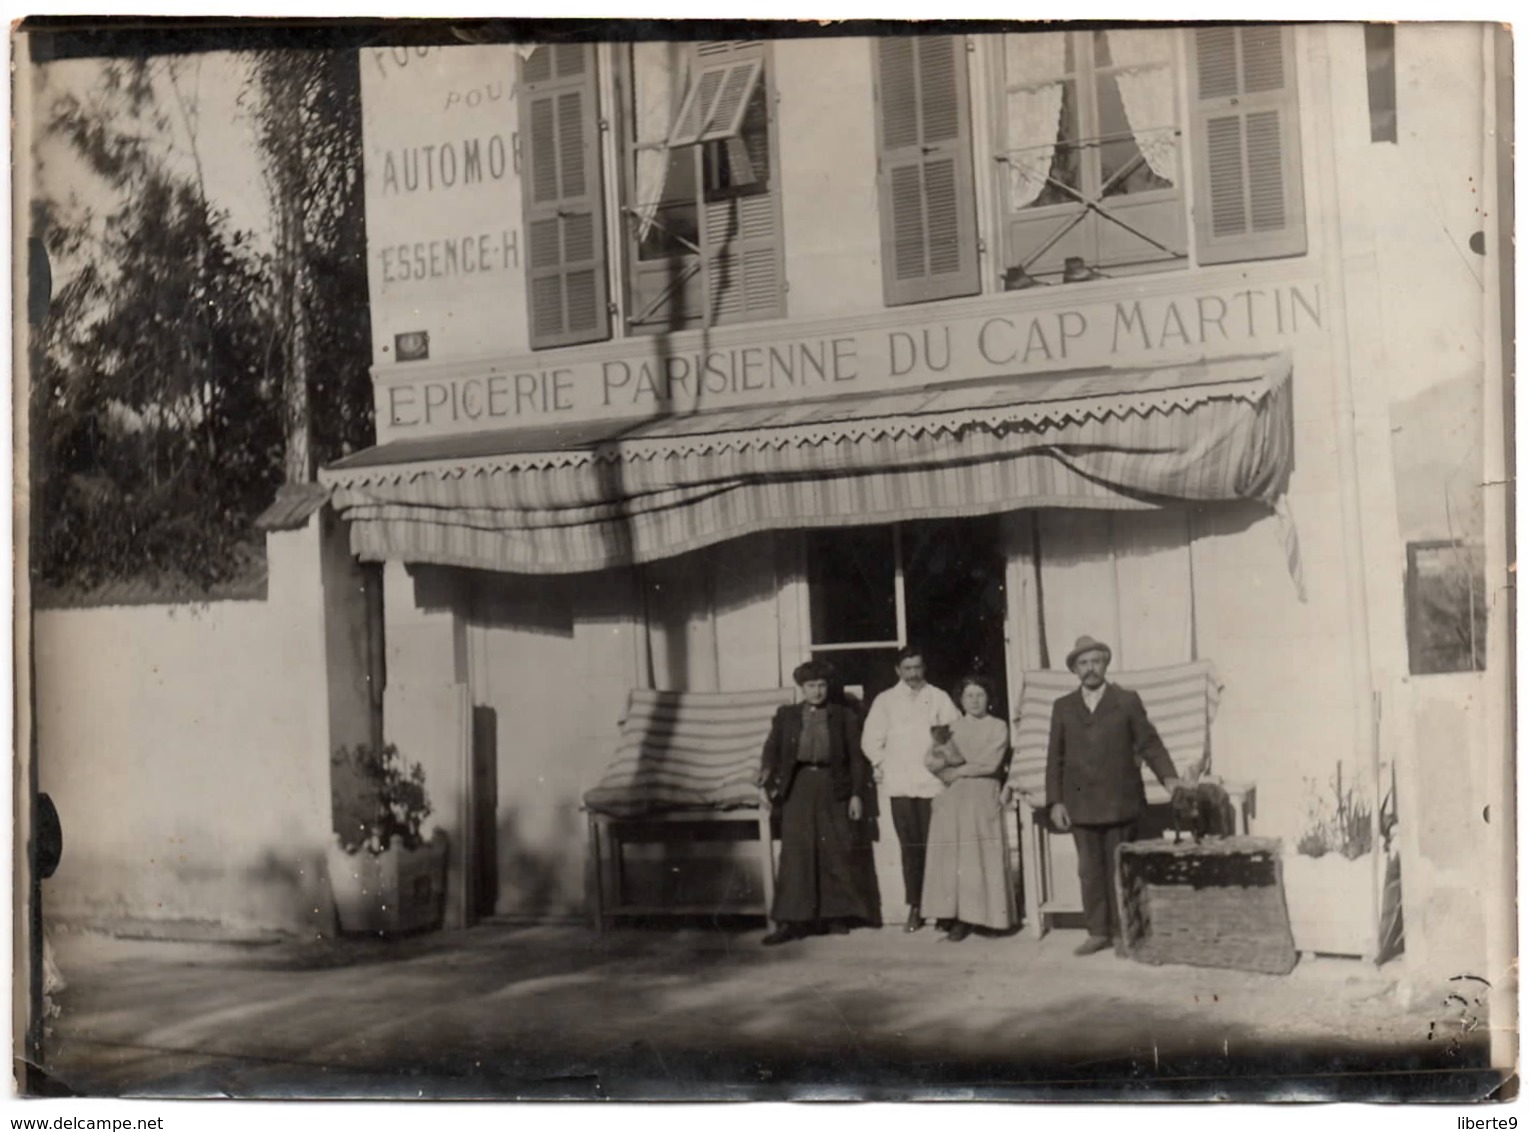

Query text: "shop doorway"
[805, 516, 1008, 715]
[903, 516, 1008, 715]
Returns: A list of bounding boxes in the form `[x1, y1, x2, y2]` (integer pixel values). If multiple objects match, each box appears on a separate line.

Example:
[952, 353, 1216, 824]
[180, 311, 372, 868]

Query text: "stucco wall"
[35, 523, 340, 935]
[775, 38, 884, 320]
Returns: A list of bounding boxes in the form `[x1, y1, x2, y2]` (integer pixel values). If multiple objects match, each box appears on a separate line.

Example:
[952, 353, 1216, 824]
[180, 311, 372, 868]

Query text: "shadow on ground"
[41, 921, 1500, 1102]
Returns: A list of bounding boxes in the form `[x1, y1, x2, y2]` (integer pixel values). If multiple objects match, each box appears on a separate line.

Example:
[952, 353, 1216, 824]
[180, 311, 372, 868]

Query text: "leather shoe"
[762, 926, 801, 946]
[1073, 935, 1113, 957]
[904, 906, 924, 933]
[945, 922, 972, 943]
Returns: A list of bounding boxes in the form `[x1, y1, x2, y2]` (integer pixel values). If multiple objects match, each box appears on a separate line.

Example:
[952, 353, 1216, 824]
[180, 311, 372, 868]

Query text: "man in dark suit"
[756, 660, 879, 945]
[1047, 636, 1181, 956]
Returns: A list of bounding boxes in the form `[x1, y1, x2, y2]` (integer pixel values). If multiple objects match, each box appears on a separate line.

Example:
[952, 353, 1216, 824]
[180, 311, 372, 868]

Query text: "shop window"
[872, 35, 981, 306]
[1405, 540, 1487, 675]
[997, 25, 1305, 283]
[518, 44, 612, 350]
[620, 40, 785, 333]
[806, 526, 905, 703]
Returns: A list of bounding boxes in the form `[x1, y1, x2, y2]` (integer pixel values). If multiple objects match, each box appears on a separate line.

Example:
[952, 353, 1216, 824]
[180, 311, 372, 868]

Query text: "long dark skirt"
[772, 768, 879, 925]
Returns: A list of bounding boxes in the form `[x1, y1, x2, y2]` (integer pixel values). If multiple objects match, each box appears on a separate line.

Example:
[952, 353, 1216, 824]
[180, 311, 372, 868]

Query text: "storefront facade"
[322, 26, 1509, 978]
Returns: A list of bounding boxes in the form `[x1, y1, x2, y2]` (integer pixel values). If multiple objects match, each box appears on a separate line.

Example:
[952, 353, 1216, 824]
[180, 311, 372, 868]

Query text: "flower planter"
[327, 830, 449, 936]
[1281, 850, 1376, 957]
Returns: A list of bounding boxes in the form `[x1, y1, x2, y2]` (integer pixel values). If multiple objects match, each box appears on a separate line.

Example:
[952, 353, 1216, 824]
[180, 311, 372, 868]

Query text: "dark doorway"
[902, 516, 1008, 718]
[806, 517, 1008, 718]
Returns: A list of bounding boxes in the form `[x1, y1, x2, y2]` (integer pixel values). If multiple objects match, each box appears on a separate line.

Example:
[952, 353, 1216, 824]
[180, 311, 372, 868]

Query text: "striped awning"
[321, 352, 1294, 575]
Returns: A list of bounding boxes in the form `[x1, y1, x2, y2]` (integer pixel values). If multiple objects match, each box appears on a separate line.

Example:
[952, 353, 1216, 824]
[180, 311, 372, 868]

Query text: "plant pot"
[326, 830, 449, 936]
[1281, 849, 1376, 957]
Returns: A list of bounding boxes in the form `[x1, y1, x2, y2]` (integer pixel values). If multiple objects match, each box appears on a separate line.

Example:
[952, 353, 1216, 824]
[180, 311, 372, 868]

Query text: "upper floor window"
[1000, 28, 1187, 283]
[868, 26, 1307, 303]
[619, 40, 785, 333]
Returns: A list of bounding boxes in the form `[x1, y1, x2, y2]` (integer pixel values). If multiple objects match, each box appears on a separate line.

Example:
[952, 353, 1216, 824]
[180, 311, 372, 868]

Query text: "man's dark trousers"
[890, 797, 932, 907]
[1073, 821, 1135, 940]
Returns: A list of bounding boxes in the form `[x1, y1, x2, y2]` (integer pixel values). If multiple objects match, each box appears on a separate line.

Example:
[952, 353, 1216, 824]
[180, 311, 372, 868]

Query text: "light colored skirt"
[920, 778, 1017, 930]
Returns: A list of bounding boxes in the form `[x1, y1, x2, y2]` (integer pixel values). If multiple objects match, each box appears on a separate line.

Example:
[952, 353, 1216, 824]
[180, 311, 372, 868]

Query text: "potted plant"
[325, 742, 449, 936]
[1281, 763, 1376, 957]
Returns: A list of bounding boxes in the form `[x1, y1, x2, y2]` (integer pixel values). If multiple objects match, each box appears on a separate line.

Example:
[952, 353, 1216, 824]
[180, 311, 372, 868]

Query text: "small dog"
[924, 724, 965, 775]
[1170, 767, 1237, 844]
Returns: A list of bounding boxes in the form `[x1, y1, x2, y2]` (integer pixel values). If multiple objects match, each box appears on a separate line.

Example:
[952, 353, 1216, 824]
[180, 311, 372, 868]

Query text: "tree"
[246, 48, 374, 480]
[31, 47, 374, 595]
[33, 57, 284, 593]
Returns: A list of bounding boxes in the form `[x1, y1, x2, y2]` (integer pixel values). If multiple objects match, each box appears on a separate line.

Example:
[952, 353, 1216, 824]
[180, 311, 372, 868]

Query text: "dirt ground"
[30, 919, 1501, 1101]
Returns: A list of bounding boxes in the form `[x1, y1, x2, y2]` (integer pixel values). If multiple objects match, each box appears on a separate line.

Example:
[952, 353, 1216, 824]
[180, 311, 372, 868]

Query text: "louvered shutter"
[700, 41, 783, 325]
[873, 35, 980, 306]
[1190, 26, 1306, 265]
[519, 43, 611, 349]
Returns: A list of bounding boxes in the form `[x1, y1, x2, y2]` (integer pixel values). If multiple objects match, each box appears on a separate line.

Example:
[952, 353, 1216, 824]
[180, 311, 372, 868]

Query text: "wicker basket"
[1115, 836, 1297, 975]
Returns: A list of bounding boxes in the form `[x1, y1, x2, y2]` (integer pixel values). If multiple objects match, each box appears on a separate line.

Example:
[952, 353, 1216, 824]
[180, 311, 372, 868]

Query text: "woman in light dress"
[920, 675, 1017, 941]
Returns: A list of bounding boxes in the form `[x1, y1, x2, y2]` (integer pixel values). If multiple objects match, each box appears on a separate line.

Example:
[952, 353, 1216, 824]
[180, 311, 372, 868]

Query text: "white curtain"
[1103, 28, 1179, 185]
[632, 42, 687, 243]
[1003, 32, 1069, 210]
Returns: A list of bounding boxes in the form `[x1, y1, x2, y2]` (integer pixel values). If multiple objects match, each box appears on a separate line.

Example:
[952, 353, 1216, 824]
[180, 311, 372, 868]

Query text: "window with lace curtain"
[617, 40, 785, 334]
[998, 26, 1306, 284]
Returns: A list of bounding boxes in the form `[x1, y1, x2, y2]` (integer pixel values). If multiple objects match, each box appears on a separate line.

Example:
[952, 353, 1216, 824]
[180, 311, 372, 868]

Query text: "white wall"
[464, 569, 640, 918]
[775, 38, 884, 320]
[1328, 23, 1499, 979]
[456, 534, 785, 918]
[35, 523, 340, 935]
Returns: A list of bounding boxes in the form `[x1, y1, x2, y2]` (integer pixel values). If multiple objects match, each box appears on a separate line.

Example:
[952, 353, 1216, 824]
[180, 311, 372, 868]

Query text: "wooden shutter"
[1190, 25, 1306, 265]
[519, 43, 611, 349]
[873, 35, 980, 306]
[700, 41, 783, 325]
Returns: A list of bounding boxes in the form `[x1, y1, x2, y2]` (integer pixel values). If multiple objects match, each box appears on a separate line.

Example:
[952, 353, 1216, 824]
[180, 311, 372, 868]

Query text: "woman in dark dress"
[756, 660, 880, 945]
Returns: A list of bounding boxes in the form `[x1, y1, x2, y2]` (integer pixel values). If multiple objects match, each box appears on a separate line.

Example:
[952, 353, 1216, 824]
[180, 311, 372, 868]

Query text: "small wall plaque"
[395, 331, 430, 362]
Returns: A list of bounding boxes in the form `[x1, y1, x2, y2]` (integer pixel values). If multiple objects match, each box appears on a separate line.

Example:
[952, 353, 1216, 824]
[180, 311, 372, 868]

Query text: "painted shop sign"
[375, 280, 1325, 441]
[362, 43, 530, 365]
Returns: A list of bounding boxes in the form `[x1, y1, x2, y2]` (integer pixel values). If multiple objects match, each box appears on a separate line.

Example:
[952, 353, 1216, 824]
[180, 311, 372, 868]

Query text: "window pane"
[1004, 32, 1079, 212]
[637, 148, 700, 261]
[1406, 541, 1487, 674]
[811, 647, 900, 713]
[1019, 80, 1081, 209]
[1365, 24, 1398, 143]
[703, 76, 771, 200]
[807, 527, 898, 644]
[1097, 71, 1175, 196]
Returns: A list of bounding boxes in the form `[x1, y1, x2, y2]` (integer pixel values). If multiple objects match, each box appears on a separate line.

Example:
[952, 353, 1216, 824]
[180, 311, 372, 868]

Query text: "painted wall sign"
[361, 43, 528, 366]
[374, 279, 1326, 442]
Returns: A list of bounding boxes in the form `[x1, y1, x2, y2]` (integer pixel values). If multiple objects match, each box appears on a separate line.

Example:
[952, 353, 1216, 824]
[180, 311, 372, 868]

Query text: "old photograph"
[11, 17, 1515, 1102]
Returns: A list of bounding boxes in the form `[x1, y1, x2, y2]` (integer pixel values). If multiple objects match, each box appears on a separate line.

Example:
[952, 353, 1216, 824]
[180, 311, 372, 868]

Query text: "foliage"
[1295, 764, 1373, 859]
[31, 48, 373, 596]
[1408, 541, 1488, 675]
[331, 743, 432, 855]
[33, 58, 283, 593]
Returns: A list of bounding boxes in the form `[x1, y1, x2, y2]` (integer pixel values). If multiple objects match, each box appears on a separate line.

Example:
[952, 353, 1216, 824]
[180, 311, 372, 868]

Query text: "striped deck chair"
[1009, 661, 1223, 803]
[1009, 661, 1249, 937]
[583, 687, 795, 929]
